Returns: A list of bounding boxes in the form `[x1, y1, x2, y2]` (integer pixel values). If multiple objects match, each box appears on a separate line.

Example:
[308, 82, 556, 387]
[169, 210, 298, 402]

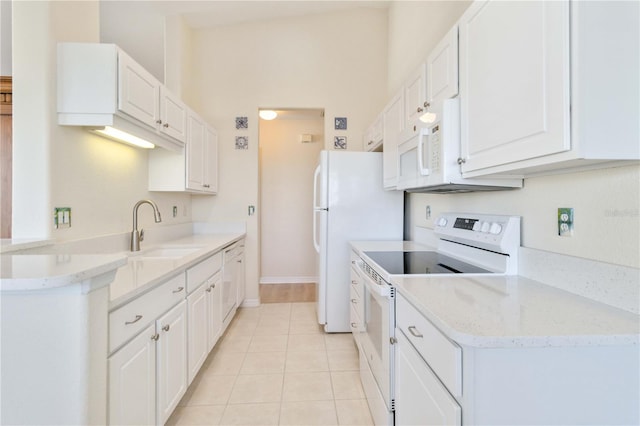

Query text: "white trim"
[240, 298, 260, 308]
[259, 276, 318, 284]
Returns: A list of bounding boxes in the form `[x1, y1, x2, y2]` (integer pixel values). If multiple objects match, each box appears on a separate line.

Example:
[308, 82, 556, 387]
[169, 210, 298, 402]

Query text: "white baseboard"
[259, 276, 317, 284]
[240, 298, 260, 308]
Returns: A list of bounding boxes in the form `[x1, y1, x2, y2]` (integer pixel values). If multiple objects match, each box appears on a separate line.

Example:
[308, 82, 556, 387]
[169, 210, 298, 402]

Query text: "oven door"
[358, 267, 394, 413]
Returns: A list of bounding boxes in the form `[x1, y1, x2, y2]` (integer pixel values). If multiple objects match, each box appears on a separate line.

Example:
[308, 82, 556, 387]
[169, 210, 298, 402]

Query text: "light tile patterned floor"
[167, 302, 374, 426]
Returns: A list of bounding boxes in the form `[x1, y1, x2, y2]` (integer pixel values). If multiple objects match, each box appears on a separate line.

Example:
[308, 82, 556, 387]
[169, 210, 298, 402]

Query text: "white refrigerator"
[313, 151, 404, 332]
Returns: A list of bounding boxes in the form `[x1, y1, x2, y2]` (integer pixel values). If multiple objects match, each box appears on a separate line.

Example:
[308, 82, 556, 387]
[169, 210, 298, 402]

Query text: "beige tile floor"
[167, 302, 374, 426]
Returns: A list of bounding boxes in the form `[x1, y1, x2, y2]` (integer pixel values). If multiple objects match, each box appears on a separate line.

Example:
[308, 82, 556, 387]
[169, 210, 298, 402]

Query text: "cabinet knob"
[417, 107, 424, 113]
[203, 184, 210, 188]
[389, 337, 398, 345]
[351, 298, 357, 304]
[210, 284, 216, 289]
[457, 157, 466, 165]
[206, 286, 212, 293]
[162, 324, 170, 332]
[351, 280, 357, 285]
[351, 322, 357, 328]
[125, 314, 143, 325]
[156, 119, 162, 124]
[163, 123, 169, 128]
[173, 286, 184, 294]
[151, 333, 160, 341]
[424, 101, 430, 108]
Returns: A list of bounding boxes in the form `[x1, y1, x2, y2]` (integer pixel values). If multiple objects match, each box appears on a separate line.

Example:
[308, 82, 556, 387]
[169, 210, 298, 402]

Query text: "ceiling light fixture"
[91, 126, 155, 149]
[259, 110, 278, 120]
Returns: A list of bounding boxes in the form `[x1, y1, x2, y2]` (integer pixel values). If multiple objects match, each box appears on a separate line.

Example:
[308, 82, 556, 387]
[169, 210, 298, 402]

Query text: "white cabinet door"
[187, 285, 208, 385]
[235, 247, 245, 307]
[395, 331, 461, 426]
[459, 0, 570, 173]
[159, 87, 187, 143]
[108, 324, 156, 426]
[186, 112, 206, 191]
[382, 92, 404, 190]
[203, 125, 218, 194]
[117, 49, 160, 130]
[427, 25, 459, 108]
[207, 273, 223, 352]
[221, 247, 238, 328]
[404, 63, 427, 129]
[156, 301, 188, 425]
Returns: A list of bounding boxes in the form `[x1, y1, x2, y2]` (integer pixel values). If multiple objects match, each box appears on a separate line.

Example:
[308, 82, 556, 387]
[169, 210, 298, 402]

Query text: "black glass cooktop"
[363, 251, 491, 275]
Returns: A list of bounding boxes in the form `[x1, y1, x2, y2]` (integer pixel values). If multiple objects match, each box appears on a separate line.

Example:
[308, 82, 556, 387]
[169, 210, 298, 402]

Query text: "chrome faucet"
[131, 199, 162, 251]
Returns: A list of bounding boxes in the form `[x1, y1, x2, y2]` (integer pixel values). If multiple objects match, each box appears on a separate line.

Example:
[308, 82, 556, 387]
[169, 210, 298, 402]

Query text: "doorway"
[258, 108, 324, 287]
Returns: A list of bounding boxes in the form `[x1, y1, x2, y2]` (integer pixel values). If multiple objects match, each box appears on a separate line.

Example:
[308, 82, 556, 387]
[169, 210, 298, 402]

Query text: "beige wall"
[388, 1, 640, 269]
[259, 116, 324, 283]
[189, 8, 389, 302]
[12, 1, 191, 241]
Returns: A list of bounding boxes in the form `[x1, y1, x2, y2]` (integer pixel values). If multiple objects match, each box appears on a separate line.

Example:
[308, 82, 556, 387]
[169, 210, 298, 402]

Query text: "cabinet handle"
[407, 326, 423, 338]
[203, 184, 210, 188]
[210, 284, 216, 289]
[125, 315, 143, 325]
[368, 140, 374, 146]
[206, 286, 213, 293]
[162, 324, 170, 332]
[351, 260, 356, 264]
[156, 119, 162, 124]
[151, 333, 160, 341]
[163, 123, 169, 128]
[351, 298, 357, 304]
[172, 286, 184, 293]
[351, 280, 357, 285]
[417, 107, 424, 113]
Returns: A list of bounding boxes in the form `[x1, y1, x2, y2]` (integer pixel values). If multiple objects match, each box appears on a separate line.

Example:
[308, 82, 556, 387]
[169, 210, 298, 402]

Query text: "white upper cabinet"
[404, 63, 427, 131]
[148, 108, 218, 194]
[57, 43, 186, 150]
[363, 113, 383, 152]
[458, 0, 639, 177]
[382, 92, 404, 190]
[427, 25, 459, 108]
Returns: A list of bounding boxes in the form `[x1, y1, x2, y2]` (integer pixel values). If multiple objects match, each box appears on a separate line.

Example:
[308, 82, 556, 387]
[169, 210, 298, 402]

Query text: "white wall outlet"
[558, 207, 574, 237]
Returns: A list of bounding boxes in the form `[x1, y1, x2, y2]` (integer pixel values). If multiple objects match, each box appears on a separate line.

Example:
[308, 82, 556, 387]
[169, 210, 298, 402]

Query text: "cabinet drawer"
[109, 273, 186, 353]
[186, 252, 222, 293]
[396, 293, 462, 397]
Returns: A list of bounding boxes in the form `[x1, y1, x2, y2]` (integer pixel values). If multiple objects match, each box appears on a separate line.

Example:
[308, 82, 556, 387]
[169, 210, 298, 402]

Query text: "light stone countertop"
[109, 233, 244, 309]
[1, 232, 245, 311]
[350, 241, 640, 348]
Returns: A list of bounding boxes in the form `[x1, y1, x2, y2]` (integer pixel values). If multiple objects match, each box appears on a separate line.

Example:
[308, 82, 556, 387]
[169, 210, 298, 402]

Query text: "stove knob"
[437, 217, 448, 227]
[481, 221, 490, 233]
[489, 222, 502, 235]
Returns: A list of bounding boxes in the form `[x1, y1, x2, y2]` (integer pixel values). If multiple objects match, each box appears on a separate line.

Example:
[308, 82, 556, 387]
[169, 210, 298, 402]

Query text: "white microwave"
[396, 98, 522, 193]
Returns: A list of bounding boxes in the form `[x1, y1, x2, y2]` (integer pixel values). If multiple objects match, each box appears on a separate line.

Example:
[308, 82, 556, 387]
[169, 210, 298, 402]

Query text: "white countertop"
[1, 232, 245, 310]
[109, 233, 244, 309]
[350, 241, 640, 349]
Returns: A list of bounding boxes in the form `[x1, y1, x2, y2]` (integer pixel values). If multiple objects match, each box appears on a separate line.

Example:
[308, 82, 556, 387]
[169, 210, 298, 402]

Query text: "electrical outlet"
[426, 205, 432, 219]
[54, 207, 71, 229]
[558, 208, 574, 237]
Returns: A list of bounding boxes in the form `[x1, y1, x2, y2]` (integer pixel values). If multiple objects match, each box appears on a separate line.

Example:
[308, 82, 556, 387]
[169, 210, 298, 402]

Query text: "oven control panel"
[434, 213, 520, 254]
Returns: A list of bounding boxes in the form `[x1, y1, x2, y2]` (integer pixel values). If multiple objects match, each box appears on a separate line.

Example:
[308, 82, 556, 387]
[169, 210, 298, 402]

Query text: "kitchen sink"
[131, 245, 204, 259]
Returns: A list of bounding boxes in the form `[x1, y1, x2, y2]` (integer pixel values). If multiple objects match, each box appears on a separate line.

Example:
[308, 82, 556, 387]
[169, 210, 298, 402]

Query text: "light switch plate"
[558, 207, 573, 237]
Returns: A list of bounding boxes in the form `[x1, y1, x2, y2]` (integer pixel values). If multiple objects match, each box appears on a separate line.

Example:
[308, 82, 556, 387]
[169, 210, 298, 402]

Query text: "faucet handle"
[139, 229, 145, 242]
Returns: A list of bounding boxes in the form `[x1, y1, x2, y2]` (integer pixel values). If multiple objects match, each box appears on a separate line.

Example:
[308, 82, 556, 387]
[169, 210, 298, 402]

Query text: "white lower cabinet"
[108, 324, 157, 426]
[187, 284, 209, 384]
[207, 273, 223, 352]
[395, 330, 461, 426]
[108, 300, 187, 426]
[156, 301, 188, 425]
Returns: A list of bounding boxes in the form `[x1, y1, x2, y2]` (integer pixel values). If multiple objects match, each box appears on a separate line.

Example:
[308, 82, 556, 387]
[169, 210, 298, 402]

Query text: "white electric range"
[350, 212, 521, 426]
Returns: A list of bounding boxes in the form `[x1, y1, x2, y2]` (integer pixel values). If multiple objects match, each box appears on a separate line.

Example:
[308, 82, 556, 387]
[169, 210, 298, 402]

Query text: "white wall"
[188, 8, 389, 302]
[12, 1, 191, 241]
[388, 2, 640, 270]
[259, 116, 324, 283]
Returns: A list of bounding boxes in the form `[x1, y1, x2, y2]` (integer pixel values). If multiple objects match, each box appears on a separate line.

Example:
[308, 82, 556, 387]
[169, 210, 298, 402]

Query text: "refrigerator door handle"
[313, 164, 321, 253]
[313, 164, 322, 209]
